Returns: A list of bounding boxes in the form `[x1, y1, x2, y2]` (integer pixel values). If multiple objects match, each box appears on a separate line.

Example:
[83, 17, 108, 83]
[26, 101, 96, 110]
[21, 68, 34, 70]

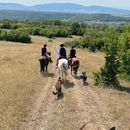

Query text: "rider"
[56, 44, 67, 67]
[68, 46, 77, 69]
[69, 46, 76, 59]
[41, 44, 52, 62]
[59, 44, 67, 58]
[42, 44, 47, 56]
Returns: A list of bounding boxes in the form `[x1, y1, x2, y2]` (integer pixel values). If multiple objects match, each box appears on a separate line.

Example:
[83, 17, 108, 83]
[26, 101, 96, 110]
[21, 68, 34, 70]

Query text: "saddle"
[39, 55, 47, 60]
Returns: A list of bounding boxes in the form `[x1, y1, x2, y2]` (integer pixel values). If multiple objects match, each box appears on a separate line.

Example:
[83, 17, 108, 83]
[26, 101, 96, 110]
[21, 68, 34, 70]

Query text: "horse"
[39, 52, 52, 72]
[58, 58, 68, 81]
[68, 57, 80, 77]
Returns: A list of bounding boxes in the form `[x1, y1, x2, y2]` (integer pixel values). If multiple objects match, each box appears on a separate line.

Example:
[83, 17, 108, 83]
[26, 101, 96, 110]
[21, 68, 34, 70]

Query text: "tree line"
[0, 20, 86, 42]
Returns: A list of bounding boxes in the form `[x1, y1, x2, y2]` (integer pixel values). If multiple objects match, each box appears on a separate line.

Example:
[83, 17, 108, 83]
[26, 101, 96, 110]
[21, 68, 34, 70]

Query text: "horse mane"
[47, 52, 51, 56]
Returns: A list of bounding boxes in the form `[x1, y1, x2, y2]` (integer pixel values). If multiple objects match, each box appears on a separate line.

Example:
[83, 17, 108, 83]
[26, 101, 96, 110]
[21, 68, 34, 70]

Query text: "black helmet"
[60, 44, 64, 47]
[71, 46, 74, 49]
[44, 44, 47, 47]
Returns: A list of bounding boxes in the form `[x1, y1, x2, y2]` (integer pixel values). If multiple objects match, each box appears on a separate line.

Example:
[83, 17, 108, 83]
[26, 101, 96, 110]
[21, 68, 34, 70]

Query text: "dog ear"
[109, 127, 116, 130]
[58, 77, 61, 80]
[82, 72, 86, 75]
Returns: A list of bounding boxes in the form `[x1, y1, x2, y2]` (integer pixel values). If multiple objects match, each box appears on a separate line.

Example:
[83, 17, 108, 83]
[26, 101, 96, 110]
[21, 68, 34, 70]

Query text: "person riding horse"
[39, 44, 52, 72]
[68, 46, 79, 76]
[41, 44, 50, 59]
[69, 46, 76, 59]
[68, 46, 76, 67]
[56, 44, 67, 67]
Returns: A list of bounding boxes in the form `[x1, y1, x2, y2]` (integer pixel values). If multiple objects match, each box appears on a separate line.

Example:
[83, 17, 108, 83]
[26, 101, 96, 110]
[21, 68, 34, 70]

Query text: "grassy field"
[0, 36, 130, 130]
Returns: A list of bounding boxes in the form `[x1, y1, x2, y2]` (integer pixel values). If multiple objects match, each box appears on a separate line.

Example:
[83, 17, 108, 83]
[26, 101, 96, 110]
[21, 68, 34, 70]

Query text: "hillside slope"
[0, 10, 130, 23]
[0, 3, 130, 14]
[0, 36, 130, 130]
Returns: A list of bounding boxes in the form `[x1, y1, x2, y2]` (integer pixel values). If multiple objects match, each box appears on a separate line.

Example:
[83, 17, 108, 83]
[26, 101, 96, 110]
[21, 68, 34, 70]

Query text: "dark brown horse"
[68, 57, 80, 76]
[39, 52, 52, 72]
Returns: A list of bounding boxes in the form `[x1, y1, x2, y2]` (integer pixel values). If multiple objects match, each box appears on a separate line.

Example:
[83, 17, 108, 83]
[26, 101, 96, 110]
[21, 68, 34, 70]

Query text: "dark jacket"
[70, 49, 76, 58]
[42, 47, 47, 56]
[59, 47, 66, 58]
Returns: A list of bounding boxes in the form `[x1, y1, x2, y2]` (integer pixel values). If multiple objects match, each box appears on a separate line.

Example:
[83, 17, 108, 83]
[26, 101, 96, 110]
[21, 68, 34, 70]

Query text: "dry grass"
[0, 36, 130, 130]
[0, 38, 43, 129]
[0, 36, 74, 130]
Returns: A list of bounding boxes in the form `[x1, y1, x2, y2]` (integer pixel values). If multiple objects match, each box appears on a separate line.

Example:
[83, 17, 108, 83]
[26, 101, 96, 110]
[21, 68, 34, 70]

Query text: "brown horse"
[68, 57, 80, 76]
[39, 52, 52, 72]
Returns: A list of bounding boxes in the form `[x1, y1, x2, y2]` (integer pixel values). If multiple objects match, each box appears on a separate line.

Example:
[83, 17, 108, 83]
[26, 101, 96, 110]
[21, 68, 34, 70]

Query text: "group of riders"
[41, 43, 77, 67]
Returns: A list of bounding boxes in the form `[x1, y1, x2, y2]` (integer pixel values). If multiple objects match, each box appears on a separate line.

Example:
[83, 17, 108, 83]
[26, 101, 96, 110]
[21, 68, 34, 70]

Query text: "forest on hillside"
[0, 10, 130, 23]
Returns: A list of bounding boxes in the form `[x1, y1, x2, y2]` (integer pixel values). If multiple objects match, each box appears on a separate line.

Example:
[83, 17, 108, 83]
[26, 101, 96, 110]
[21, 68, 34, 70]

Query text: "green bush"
[1, 22, 12, 29]
[46, 31, 55, 38]
[0, 30, 31, 43]
[32, 27, 41, 35]
[65, 39, 82, 48]
[93, 32, 120, 87]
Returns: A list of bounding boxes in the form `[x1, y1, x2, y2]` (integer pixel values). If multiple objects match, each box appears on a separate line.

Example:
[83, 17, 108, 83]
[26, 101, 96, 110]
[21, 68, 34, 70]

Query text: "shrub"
[1, 22, 12, 29]
[46, 31, 55, 38]
[32, 27, 41, 35]
[4, 30, 31, 43]
[93, 32, 120, 87]
[65, 39, 82, 48]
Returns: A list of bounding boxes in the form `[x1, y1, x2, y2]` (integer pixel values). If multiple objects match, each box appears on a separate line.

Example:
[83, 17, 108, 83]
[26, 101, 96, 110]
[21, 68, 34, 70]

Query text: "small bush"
[1, 22, 12, 29]
[64, 39, 82, 48]
[0, 30, 31, 43]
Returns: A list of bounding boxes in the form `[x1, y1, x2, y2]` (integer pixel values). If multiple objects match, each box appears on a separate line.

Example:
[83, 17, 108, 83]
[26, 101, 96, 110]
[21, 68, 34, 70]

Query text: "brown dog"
[81, 72, 87, 86]
[52, 77, 62, 98]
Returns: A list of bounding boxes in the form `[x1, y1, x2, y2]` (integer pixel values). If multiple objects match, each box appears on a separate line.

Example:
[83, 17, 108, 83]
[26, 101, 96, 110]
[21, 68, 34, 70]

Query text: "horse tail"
[72, 60, 80, 69]
[77, 60, 80, 67]
[63, 62, 68, 75]
[63, 63, 67, 70]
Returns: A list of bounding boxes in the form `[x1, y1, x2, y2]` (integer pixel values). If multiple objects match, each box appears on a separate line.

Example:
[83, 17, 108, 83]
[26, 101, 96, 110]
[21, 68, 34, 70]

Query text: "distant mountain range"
[0, 3, 130, 14]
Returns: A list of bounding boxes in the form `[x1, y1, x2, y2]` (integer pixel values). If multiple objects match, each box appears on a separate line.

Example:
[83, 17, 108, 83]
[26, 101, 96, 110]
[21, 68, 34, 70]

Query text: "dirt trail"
[21, 42, 118, 130]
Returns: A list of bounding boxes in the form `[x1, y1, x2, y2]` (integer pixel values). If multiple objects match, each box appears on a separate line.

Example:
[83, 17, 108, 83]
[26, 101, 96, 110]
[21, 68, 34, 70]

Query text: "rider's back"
[70, 49, 76, 58]
[42, 47, 47, 56]
[60, 47, 66, 57]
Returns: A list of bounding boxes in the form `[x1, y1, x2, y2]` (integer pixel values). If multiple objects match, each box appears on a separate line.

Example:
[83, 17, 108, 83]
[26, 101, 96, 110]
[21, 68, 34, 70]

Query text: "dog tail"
[52, 91, 58, 95]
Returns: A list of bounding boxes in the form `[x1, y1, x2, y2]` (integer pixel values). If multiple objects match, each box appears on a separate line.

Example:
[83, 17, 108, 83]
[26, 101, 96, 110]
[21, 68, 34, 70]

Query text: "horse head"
[47, 52, 52, 63]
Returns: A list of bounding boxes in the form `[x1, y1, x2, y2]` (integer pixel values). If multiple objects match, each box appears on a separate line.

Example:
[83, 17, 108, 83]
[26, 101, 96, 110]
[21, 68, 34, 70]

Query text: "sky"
[0, 0, 130, 9]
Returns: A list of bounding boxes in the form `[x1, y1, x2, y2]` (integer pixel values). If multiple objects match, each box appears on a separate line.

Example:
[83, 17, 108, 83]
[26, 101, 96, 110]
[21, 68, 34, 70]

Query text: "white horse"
[58, 58, 68, 81]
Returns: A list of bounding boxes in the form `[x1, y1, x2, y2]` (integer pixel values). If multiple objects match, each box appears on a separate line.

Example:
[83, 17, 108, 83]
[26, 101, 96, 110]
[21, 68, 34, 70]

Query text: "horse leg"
[40, 60, 42, 72]
[59, 70, 61, 78]
[62, 72, 64, 81]
[43, 66, 45, 72]
[46, 62, 49, 72]
[71, 67, 73, 75]
[65, 72, 66, 81]
[46, 65, 47, 72]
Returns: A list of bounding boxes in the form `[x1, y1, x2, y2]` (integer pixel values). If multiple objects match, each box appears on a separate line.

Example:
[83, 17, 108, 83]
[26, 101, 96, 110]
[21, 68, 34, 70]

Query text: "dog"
[109, 127, 115, 130]
[52, 77, 62, 98]
[80, 72, 87, 86]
